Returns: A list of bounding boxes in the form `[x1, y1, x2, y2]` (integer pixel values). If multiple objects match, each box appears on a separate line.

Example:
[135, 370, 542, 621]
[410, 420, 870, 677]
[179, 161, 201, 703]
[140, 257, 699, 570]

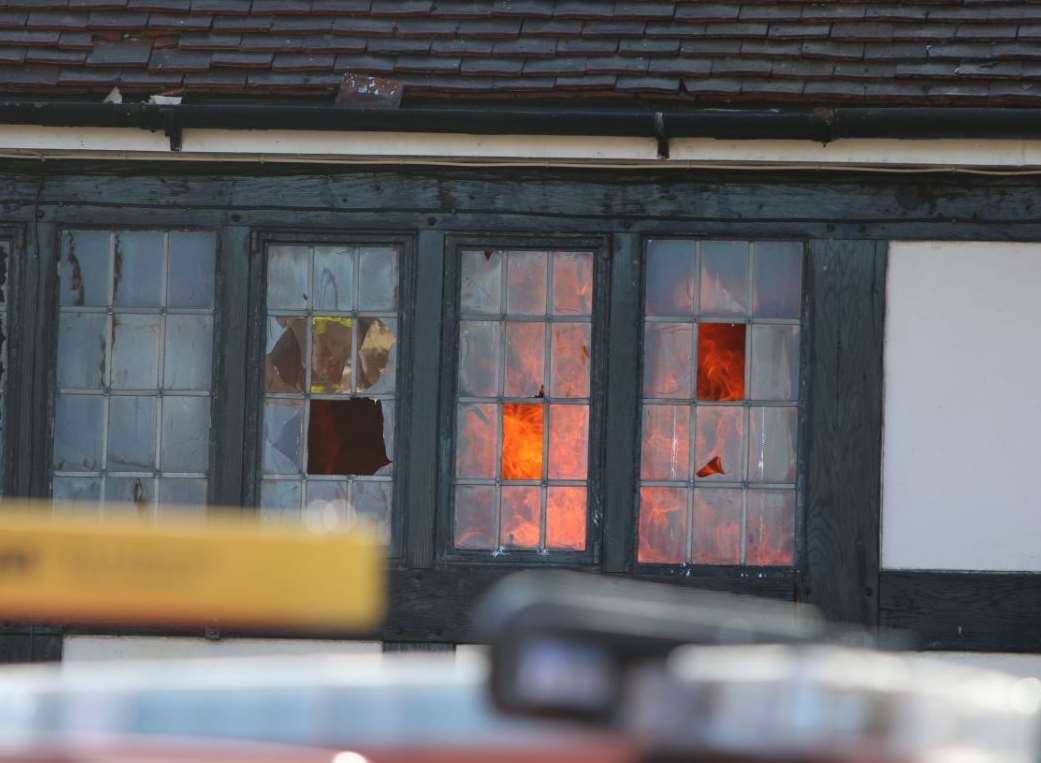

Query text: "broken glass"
[311, 316, 353, 394]
[357, 317, 397, 393]
[696, 323, 746, 401]
[694, 405, 745, 481]
[307, 398, 390, 476]
[265, 316, 306, 393]
[263, 399, 304, 475]
[501, 402, 543, 481]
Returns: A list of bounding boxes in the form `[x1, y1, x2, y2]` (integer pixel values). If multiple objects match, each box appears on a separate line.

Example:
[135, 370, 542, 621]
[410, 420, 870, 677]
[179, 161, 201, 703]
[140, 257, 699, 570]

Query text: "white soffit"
[883, 242, 1041, 572]
[4, 125, 1041, 170]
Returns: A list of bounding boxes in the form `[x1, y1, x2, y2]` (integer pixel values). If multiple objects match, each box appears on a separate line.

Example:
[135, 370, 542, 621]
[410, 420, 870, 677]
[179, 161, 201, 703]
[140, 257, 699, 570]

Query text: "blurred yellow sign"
[0, 505, 385, 633]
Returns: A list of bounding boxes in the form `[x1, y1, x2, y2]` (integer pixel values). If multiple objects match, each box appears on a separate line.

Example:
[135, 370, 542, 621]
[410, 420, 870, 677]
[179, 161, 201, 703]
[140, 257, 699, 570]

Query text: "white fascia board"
[3, 124, 1041, 170]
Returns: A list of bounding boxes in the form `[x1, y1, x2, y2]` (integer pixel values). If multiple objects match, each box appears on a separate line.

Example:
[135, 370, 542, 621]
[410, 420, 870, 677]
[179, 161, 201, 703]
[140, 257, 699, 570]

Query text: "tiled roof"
[5, 1, 1041, 105]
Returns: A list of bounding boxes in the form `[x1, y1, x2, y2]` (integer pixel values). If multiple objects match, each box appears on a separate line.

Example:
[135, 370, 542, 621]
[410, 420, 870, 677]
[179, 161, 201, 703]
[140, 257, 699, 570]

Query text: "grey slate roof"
[5, 1, 1041, 105]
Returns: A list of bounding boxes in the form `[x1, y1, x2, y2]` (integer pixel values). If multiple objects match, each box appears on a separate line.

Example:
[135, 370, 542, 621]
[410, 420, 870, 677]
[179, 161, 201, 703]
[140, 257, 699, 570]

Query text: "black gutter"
[1, 102, 1040, 154]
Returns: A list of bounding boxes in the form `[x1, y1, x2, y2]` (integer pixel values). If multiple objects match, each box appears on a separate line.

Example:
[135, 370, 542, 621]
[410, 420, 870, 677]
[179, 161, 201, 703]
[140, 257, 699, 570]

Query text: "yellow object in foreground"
[0, 505, 385, 633]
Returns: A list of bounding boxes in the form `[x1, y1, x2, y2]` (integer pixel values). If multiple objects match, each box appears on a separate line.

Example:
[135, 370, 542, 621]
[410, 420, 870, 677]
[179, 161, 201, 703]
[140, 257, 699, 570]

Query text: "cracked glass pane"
[357, 317, 397, 394]
[311, 316, 353, 394]
[265, 316, 306, 394]
[263, 399, 304, 475]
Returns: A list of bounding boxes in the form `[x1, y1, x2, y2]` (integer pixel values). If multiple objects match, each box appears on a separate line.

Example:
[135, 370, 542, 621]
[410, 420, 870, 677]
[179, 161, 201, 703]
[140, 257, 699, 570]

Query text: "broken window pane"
[57, 313, 107, 390]
[52, 476, 102, 504]
[500, 485, 541, 549]
[307, 398, 390, 476]
[692, 488, 742, 565]
[501, 402, 543, 480]
[53, 395, 104, 472]
[357, 246, 398, 311]
[167, 232, 216, 309]
[107, 395, 157, 472]
[158, 477, 208, 509]
[696, 323, 746, 401]
[638, 486, 688, 564]
[645, 240, 695, 316]
[357, 317, 397, 394]
[552, 252, 593, 315]
[160, 396, 210, 473]
[700, 241, 749, 316]
[267, 245, 309, 309]
[752, 242, 802, 319]
[694, 405, 745, 481]
[454, 485, 497, 550]
[641, 404, 691, 481]
[750, 324, 799, 401]
[163, 315, 213, 391]
[504, 321, 545, 398]
[265, 316, 306, 393]
[263, 399, 304, 475]
[546, 487, 586, 550]
[106, 476, 155, 514]
[377, 400, 395, 477]
[113, 231, 164, 308]
[506, 250, 547, 315]
[458, 321, 500, 397]
[456, 403, 497, 479]
[746, 489, 795, 566]
[643, 322, 693, 398]
[311, 316, 353, 394]
[111, 314, 160, 390]
[548, 404, 588, 480]
[352, 480, 392, 544]
[550, 323, 590, 398]
[461, 249, 503, 314]
[748, 406, 797, 483]
[60, 231, 111, 307]
[313, 246, 354, 311]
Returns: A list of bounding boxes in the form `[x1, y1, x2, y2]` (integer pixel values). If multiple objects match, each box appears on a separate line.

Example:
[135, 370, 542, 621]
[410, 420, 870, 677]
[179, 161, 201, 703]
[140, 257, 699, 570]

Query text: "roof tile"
[270, 16, 334, 33]
[431, 38, 494, 56]
[87, 10, 148, 28]
[272, 52, 335, 70]
[675, 4, 741, 21]
[453, 19, 523, 37]
[0, 48, 27, 64]
[648, 57, 712, 75]
[333, 53, 395, 73]
[190, 0, 251, 14]
[523, 56, 588, 74]
[86, 38, 153, 65]
[461, 57, 523, 75]
[555, 73, 617, 88]
[616, 74, 679, 91]
[332, 17, 395, 36]
[26, 12, 90, 29]
[394, 55, 462, 72]
[585, 54, 648, 74]
[57, 32, 93, 49]
[179, 33, 242, 49]
[581, 20, 646, 36]
[620, 38, 679, 55]
[26, 47, 87, 64]
[147, 13, 211, 30]
[149, 47, 210, 71]
[613, 3, 674, 19]
[491, 37, 558, 57]
[210, 50, 273, 67]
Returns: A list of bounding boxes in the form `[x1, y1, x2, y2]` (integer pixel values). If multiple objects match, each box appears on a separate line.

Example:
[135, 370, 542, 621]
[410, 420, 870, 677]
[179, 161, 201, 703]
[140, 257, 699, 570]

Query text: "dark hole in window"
[307, 398, 390, 476]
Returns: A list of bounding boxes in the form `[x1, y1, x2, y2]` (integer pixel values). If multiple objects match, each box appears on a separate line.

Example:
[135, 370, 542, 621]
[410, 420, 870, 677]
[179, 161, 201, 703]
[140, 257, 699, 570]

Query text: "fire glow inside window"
[454, 249, 593, 553]
[259, 244, 398, 543]
[51, 230, 216, 512]
[639, 240, 802, 567]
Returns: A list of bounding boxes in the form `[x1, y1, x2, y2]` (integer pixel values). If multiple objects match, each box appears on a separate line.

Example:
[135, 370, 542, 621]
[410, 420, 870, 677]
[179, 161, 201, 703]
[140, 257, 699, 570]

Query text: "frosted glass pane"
[750, 324, 799, 401]
[113, 231, 164, 307]
[267, 245, 309, 309]
[546, 487, 586, 550]
[260, 479, 302, 517]
[638, 486, 688, 564]
[461, 249, 502, 313]
[53, 476, 102, 504]
[551, 252, 593, 316]
[167, 231, 216, 309]
[158, 477, 208, 508]
[641, 404, 690, 481]
[645, 239, 695, 316]
[53, 395, 104, 471]
[504, 321, 545, 398]
[313, 245, 353, 311]
[454, 485, 497, 550]
[700, 241, 749, 315]
[753, 241, 802, 319]
[500, 485, 540, 549]
[692, 488, 742, 565]
[548, 404, 588, 480]
[456, 403, 497, 479]
[263, 399, 304, 475]
[550, 323, 590, 398]
[746, 489, 795, 565]
[694, 405, 745, 481]
[506, 250, 547, 315]
[60, 231, 110, 307]
[107, 395, 157, 472]
[111, 314, 160, 390]
[352, 481, 392, 544]
[160, 396, 210, 473]
[358, 246, 398, 311]
[458, 321, 500, 397]
[57, 313, 107, 390]
[106, 476, 155, 511]
[163, 314, 213, 391]
[643, 322, 692, 398]
[748, 406, 797, 483]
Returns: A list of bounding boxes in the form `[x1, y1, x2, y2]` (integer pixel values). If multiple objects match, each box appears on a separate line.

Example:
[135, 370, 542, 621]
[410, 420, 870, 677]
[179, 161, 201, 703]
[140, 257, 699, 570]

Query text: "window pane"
[461, 249, 502, 314]
[305, 480, 350, 529]
[548, 404, 588, 480]
[163, 315, 213, 391]
[696, 323, 745, 401]
[692, 488, 742, 565]
[748, 406, 797, 483]
[638, 486, 688, 564]
[454, 485, 497, 550]
[113, 231, 164, 308]
[546, 487, 586, 550]
[311, 316, 353, 394]
[550, 323, 590, 398]
[643, 322, 692, 398]
[352, 480, 392, 543]
[502, 402, 543, 480]
[53, 395, 105, 471]
[500, 485, 541, 549]
[357, 246, 398, 311]
[458, 321, 500, 397]
[313, 245, 353, 311]
[750, 324, 799, 401]
[160, 396, 210, 473]
[111, 314, 160, 390]
[456, 403, 497, 479]
[506, 250, 547, 315]
[267, 245, 309, 309]
[307, 398, 391, 476]
[106, 476, 155, 512]
[57, 313, 107, 390]
[265, 316, 306, 393]
[263, 399, 304, 475]
[168, 231, 216, 309]
[53, 476, 101, 504]
[746, 489, 795, 565]
[752, 242, 802, 319]
[357, 317, 397, 394]
[159, 477, 208, 509]
[378, 400, 395, 477]
[645, 240, 695, 316]
[552, 252, 593, 315]
[700, 241, 748, 315]
[260, 479, 302, 516]
[641, 404, 690, 481]
[107, 395, 157, 472]
[694, 405, 745, 481]
[504, 321, 545, 398]
[60, 231, 110, 307]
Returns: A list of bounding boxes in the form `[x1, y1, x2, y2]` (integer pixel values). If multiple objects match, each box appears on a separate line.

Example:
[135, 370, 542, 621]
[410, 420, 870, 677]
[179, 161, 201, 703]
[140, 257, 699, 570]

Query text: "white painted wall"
[883, 242, 1041, 571]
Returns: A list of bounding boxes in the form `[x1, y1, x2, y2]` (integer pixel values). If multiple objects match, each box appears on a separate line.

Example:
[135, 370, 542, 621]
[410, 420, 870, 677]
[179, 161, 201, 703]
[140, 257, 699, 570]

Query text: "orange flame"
[547, 487, 586, 550]
[637, 487, 687, 564]
[501, 486, 541, 548]
[697, 323, 746, 401]
[502, 403, 543, 480]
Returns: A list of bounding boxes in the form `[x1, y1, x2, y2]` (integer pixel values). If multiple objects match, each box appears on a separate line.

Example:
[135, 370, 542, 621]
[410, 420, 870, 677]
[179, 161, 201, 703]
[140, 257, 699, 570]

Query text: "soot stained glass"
[454, 248, 593, 554]
[638, 239, 803, 567]
[259, 243, 399, 547]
